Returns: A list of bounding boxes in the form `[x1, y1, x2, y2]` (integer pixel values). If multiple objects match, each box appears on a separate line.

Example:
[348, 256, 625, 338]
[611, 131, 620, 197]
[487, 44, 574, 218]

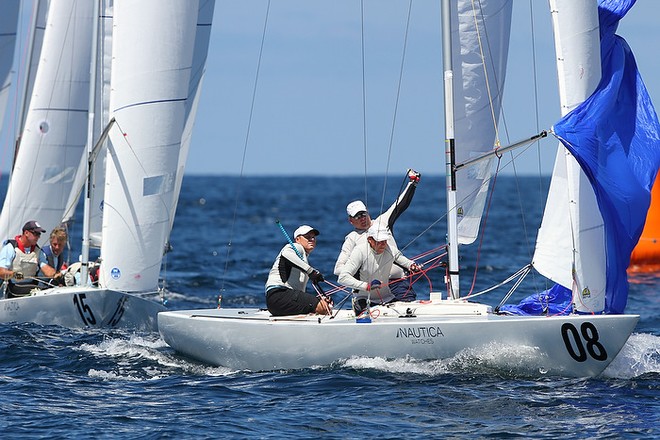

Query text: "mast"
[81, 0, 101, 284]
[441, 0, 460, 299]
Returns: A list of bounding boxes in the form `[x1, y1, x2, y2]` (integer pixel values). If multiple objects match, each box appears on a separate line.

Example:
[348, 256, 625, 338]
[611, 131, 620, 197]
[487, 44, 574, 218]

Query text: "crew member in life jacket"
[0, 220, 49, 297]
[40, 227, 68, 285]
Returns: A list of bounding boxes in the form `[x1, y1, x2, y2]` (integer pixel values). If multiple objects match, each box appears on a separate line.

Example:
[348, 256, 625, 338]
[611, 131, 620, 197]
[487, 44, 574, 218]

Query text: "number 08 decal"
[561, 322, 608, 362]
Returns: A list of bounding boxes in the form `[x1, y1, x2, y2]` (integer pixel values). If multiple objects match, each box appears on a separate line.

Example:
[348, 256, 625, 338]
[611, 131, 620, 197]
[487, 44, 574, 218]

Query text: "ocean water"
[1, 175, 658, 439]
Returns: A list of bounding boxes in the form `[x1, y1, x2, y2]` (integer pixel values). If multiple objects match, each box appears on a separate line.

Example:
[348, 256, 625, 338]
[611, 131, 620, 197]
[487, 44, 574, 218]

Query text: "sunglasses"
[352, 211, 368, 220]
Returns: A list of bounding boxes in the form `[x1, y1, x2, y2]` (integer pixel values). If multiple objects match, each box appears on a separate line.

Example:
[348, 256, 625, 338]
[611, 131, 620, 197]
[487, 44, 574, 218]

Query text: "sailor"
[334, 168, 420, 301]
[338, 223, 422, 315]
[0, 220, 49, 296]
[265, 225, 331, 316]
[40, 227, 68, 283]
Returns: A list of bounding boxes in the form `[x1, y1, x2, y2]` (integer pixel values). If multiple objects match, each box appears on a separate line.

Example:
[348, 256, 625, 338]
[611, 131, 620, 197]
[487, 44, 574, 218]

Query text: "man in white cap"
[265, 225, 332, 316]
[0, 220, 49, 296]
[338, 223, 421, 314]
[334, 169, 420, 301]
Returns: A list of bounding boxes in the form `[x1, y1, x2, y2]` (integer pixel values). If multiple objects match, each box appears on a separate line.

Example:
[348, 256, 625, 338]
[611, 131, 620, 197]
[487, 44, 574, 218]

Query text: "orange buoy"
[629, 170, 660, 273]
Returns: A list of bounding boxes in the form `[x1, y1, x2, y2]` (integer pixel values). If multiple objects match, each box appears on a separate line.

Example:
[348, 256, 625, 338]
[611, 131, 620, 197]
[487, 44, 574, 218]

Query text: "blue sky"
[1, 1, 658, 177]
[187, 0, 659, 177]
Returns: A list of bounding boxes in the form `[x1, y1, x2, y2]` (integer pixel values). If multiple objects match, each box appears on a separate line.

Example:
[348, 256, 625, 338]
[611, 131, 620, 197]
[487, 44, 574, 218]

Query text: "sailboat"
[158, 0, 657, 376]
[0, 0, 215, 331]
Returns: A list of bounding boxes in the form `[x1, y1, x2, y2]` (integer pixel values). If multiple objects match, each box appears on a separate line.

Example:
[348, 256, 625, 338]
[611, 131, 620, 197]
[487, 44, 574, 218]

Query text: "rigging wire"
[378, 0, 413, 215]
[470, 0, 502, 147]
[220, 0, 271, 297]
[359, 0, 368, 203]
[520, 0, 549, 294]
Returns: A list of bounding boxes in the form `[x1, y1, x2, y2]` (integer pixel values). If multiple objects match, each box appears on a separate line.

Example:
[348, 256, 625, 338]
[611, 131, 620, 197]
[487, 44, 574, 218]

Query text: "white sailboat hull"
[0, 286, 165, 331]
[158, 300, 638, 377]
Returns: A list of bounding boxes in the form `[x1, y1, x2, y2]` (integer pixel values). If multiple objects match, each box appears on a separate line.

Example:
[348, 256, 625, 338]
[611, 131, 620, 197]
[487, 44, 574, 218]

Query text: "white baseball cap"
[367, 224, 391, 241]
[294, 225, 320, 238]
[346, 200, 368, 217]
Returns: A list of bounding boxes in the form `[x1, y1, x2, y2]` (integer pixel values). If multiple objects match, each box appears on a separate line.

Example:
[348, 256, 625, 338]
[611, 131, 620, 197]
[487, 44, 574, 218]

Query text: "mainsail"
[451, 0, 512, 245]
[0, 0, 92, 240]
[99, 0, 203, 292]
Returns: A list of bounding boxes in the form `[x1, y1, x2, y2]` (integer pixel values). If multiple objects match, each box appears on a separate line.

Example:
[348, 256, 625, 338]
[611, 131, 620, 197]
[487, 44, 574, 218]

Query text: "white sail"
[100, 0, 199, 292]
[533, 0, 606, 313]
[0, 0, 20, 136]
[452, 0, 512, 245]
[0, 0, 93, 241]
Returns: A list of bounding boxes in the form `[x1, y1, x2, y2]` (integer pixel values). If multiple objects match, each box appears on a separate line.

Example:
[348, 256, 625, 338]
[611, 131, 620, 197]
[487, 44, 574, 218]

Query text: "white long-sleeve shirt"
[338, 242, 414, 304]
[265, 243, 313, 294]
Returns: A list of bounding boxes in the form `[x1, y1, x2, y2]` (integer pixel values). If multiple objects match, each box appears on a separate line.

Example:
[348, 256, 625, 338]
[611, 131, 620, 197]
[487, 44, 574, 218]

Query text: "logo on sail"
[110, 267, 121, 280]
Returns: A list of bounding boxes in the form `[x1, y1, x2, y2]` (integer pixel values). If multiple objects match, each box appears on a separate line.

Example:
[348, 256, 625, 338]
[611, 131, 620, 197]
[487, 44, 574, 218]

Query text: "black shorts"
[266, 287, 320, 316]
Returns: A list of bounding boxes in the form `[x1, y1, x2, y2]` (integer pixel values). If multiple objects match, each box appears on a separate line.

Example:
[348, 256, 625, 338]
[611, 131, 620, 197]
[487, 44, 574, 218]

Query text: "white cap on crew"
[367, 223, 391, 241]
[294, 225, 320, 238]
[346, 200, 368, 217]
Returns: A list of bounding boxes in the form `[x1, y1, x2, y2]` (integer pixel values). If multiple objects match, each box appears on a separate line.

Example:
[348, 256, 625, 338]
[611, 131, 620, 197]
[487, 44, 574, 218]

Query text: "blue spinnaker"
[499, 285, 572, 316]
[553, 0, 660, 314]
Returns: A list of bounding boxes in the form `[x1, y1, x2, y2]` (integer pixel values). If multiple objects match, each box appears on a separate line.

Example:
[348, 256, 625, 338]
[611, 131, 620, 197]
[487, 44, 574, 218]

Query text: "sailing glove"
[309, 269, 324, 283]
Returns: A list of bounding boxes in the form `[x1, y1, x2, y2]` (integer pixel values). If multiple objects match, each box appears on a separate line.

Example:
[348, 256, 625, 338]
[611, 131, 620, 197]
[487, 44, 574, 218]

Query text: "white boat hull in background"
[158, 300, 638, 377]
[0, 286, 165, 331]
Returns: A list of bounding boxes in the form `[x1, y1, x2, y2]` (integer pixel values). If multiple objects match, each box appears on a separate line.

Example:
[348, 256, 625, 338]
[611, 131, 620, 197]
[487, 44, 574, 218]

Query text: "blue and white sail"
[533, 0, 605, 314]
[552, 0, 660, 314]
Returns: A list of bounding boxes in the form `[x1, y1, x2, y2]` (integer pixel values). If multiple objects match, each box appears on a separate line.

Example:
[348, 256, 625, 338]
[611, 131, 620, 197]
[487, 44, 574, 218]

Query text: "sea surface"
[1, 175, 658, 439]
